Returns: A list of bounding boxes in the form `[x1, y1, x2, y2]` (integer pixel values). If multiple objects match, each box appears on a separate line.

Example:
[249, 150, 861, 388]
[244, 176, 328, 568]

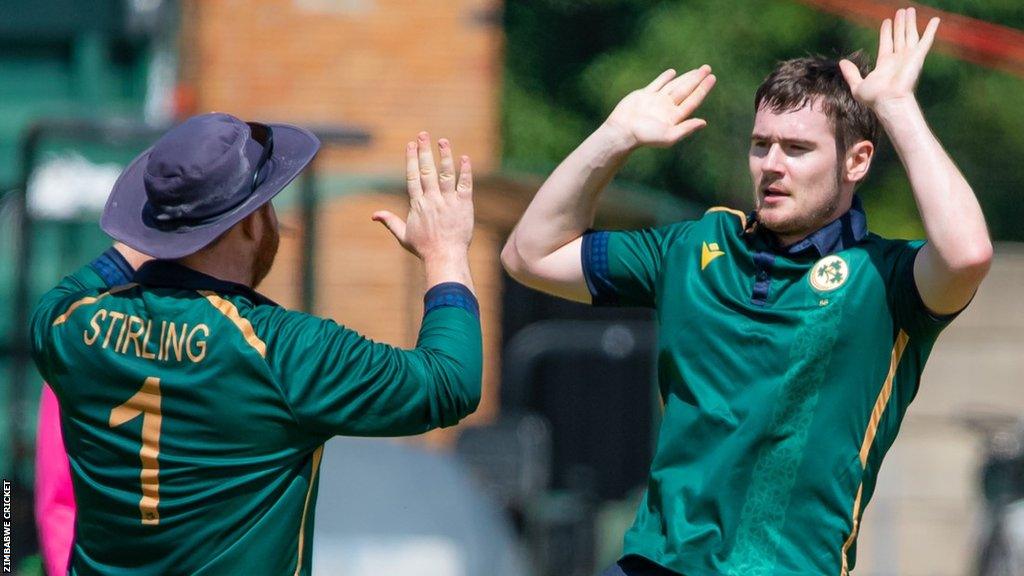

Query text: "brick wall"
[183, 0, 506, 445]
[182, 0, 502, 173]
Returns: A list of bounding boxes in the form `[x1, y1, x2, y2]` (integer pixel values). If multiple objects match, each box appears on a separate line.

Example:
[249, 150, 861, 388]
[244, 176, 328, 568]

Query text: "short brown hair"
[754, 53, 879, 155]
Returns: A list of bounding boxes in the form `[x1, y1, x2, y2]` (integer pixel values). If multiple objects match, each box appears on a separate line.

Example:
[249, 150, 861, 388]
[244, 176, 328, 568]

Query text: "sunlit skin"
[750, 101, 859, 246]
[176, 201, 281, 290]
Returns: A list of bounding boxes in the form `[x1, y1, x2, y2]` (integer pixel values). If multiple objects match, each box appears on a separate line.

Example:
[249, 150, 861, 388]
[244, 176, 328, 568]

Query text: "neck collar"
[133, 260, 280, 307]
[749, 195, 868, 257]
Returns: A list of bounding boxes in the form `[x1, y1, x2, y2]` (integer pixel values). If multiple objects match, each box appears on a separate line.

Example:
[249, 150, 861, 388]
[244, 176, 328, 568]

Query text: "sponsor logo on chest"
[700, 241, 725, 270]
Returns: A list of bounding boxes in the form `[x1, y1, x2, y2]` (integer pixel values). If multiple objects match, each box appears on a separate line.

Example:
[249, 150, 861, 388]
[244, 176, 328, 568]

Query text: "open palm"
[840, 7, 940, 109]
[604, 65, 717, 149]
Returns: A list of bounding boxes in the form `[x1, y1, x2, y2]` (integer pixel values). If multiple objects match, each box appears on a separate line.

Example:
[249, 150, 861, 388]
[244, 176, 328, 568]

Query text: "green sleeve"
[886, 239, 957, 341]
[29, 264, 112, 386]
[30, 247, 137, 386]
[582, 221, 694, 307]
[258, 305, 483, 439]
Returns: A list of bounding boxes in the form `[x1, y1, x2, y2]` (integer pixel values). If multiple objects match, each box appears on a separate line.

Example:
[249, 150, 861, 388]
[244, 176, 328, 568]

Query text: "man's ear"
[240, 209, 261, 242]
[845, 140, 875, 184]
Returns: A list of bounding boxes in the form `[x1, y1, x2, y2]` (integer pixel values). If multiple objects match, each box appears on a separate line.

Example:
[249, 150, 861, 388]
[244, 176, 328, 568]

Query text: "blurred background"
[1, 0, 1022, 574]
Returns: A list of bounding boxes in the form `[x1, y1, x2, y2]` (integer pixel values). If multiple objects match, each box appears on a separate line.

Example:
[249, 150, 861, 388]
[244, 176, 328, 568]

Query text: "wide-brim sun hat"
[101, 112, 320, 259]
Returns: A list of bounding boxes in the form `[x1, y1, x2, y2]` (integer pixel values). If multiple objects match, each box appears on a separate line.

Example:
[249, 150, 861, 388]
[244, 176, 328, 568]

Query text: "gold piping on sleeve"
[840, 329, 910, 575]
[52, 283, 138, 326]
[293, 446, 324, 576]
[704, 206, 748, 230]
[198, 291, 267, 357]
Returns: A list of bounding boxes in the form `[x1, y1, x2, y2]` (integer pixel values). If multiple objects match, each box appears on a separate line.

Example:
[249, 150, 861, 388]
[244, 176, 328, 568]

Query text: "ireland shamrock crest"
[809, 255, 849, 292]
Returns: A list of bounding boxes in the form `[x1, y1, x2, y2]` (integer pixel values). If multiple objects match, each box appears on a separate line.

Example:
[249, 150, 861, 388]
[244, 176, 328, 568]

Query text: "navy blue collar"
[750, 195, 868, 257]
[133, 260, 280, 307]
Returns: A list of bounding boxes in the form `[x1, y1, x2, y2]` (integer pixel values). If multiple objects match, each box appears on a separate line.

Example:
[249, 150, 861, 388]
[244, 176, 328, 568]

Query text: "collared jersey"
[30, 256, 482, 576]
[582, 202, 953, 576]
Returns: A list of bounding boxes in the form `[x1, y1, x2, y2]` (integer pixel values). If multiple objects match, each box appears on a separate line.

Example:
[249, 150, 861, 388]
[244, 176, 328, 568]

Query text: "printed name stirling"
[83, 309, 210, 363]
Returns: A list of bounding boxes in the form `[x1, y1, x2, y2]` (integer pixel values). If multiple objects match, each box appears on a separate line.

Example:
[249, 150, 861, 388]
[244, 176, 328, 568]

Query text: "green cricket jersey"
[31, 253, 482, 575]
[581, 197, 955, 575]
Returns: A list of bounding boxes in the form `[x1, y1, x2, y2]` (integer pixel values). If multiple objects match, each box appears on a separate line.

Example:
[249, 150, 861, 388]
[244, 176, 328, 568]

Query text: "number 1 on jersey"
[109, 376, 162, 525]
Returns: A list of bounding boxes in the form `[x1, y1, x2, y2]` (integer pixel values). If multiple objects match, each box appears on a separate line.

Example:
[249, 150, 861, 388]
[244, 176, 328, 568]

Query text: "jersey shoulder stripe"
[199, 290, 267, 358]
[704, 206, 748, 230]
[52, 283, 138, 326]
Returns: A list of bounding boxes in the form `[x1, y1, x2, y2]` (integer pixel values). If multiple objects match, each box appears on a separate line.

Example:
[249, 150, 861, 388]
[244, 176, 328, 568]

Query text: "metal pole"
[9, 124, 42, 478]
[297, 127, 372, 314]
[299, 163, 318, 313]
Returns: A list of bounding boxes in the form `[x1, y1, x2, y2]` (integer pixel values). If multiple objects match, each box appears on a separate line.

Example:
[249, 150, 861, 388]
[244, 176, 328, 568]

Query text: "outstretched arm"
[841, 7, 992, 316]
[277, 134, 482, 438]
[501, 66, 716, 302]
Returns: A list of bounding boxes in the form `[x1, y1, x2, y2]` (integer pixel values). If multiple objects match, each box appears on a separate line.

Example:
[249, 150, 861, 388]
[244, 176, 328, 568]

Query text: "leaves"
[503, 0, 1024, 240]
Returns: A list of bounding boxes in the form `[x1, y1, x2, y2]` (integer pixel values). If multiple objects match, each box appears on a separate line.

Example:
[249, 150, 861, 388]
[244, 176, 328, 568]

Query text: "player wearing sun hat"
[31, 112, 482, 575]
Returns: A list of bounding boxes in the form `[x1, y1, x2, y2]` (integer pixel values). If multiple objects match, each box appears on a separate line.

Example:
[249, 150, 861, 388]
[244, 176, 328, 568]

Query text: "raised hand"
[373, 132, 474, 264]
[603, 65, 717, 149]
[840, 7, 939, 110]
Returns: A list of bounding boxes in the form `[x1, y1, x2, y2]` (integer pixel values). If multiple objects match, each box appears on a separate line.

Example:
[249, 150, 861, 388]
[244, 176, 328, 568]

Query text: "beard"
[755, 175, 843, 242]
[250, 211, 280, 288]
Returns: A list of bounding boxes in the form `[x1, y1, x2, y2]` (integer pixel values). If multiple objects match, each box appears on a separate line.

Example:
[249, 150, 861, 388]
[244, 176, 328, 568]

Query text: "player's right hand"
[373, 132, 474, 264]
[839, 7, 939, 111]
[602, 65, 717, 149]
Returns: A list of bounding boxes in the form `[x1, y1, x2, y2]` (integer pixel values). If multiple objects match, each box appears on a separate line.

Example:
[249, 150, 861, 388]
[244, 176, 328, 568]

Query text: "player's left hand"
[840, 7, 939, 110]
[372, 133, 474, 263]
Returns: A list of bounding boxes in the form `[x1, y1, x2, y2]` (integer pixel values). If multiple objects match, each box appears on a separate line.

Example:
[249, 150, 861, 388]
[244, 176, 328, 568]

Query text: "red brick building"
[176, 0, 678, 446]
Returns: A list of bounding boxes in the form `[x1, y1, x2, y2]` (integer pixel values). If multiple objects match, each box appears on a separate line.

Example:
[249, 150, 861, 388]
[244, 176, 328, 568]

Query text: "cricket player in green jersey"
[502, 8, 992, 576]
[30, 113, 482, 575]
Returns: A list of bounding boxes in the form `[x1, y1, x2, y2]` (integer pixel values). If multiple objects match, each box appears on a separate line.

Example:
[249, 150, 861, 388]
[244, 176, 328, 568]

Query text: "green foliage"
[503, 0, 1024, 241]
[501, 75, 592, 173]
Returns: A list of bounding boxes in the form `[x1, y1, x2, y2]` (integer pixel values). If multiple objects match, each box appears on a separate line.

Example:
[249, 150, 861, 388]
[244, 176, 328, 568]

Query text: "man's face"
[251, 202, 280, 288]
[749, 101, 847, 243]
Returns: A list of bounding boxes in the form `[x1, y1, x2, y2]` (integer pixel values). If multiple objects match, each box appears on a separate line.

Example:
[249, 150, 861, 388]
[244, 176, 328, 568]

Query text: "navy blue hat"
[101, 112, 320, 259]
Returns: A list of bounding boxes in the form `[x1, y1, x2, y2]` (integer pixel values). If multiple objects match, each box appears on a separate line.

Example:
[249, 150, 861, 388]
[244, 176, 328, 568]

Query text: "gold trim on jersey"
[199, 291, 267, 358]
[704, 206, 748, 230]
[840, 329, 910, 575]
[293, 446, 324, 576]
[52, 283, 138, 326]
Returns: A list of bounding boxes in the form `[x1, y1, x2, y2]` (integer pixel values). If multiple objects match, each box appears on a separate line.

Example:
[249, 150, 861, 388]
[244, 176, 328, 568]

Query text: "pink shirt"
[35, 384, 75, 576]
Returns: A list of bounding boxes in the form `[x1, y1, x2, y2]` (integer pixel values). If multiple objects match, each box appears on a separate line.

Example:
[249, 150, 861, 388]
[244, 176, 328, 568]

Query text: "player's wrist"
[871, 94, 921, 122]
[596, 121, 640, 155]
[423, 254, 475, 294]
[422, 246, 470, 268]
